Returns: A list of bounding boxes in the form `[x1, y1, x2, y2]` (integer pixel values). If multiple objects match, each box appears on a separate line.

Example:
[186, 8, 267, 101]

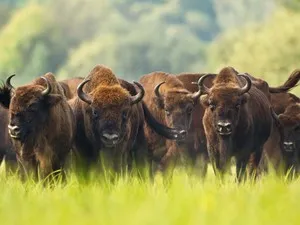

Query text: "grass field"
[0, 165, 299, 225]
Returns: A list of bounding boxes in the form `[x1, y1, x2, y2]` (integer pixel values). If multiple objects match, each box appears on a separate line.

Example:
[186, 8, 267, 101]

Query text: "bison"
[177, 71, 287, 176]
[70, 65, 179, 177]
[0, 73, 75, 181]
[0, 104, 16, 172]
[198, 67, 274, 181]
[139, 72, 206, 177]
[268, 70, 300, 174]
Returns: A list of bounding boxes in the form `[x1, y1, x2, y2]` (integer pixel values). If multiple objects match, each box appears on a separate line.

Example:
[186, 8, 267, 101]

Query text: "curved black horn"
[77, 79, 92, 105]
[131, 81, 145, 105]
[154, 82, 165, 99]
[238, 74, 252, 95]
[6, 74, 15, 90]
[197, 74, 213, 95]
[41, 76, 52, 96]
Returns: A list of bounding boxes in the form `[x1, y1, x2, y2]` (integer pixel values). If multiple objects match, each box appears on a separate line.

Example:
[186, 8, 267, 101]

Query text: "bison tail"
[269, 70, 300, 93]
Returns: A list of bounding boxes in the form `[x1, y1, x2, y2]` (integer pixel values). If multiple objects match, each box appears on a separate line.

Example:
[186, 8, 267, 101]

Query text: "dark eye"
[165, 109, 171, 116]
[235, 104, 241, 110]
[122, 110, 129, 120]
[186, 106, 193, 115]
[92, 109, 99, 119]
[209, 103, 216, 111]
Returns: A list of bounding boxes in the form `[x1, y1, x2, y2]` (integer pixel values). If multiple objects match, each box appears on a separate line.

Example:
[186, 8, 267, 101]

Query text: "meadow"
[0, 165, 299, 225]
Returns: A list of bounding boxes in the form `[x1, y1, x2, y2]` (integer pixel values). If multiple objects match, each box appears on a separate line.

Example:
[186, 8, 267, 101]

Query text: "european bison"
[198, 67, 273, 181]
[71, 65, 178, 176]
[177, 72, 285, 175]
[139, 72, 205, 177]
[0, 73, 75, 181]
[0, 105, 16, 171]
[269, 70, 300, 174]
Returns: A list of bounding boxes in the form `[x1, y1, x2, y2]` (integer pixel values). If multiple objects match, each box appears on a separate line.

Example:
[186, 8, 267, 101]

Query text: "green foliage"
[0, 4, 65, 84]
[208, 8, 300, 94]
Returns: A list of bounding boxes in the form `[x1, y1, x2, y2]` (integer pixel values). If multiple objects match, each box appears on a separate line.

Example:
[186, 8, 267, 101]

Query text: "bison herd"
[0, 65, 299, 182]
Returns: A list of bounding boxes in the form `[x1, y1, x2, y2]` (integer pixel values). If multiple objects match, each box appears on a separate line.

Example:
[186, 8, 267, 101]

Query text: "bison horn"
[77, 79, 92, 105]
[197, 74, 213, 95]
[154, 82, 165, 99]
[238, 74, 252, 95]
[6, 74, 15, 90]
[41, 77, 52, 96]
[131, 81, 145, 105]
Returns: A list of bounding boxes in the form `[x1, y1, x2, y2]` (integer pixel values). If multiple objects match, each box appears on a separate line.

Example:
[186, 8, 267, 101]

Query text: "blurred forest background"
[0, 0, 299, 90]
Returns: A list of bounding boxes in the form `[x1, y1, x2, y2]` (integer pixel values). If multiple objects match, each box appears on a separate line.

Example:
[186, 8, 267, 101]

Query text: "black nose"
[102, 133, 120, 143]
[217, 121, 232, 135]
[283, 142, 295, 152]
[8, 124, 21, 138]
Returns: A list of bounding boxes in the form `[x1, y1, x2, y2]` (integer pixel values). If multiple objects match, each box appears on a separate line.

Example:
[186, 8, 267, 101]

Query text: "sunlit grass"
[0, 163, 299, 225]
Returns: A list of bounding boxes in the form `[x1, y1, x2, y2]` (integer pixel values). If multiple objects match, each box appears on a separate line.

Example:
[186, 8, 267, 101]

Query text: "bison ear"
[0, 85, 12, 109]
[241, 93, 250, 105]
[45, 94, 63, 106]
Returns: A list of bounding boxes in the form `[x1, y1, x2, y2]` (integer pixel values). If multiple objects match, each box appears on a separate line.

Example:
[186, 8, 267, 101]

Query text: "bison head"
[77, 79, 144, 148]
[277, 104, 300, 153]
[199, 73, 252, 137]
[5, 76, 62, 142]
[153, 81, 201, 140]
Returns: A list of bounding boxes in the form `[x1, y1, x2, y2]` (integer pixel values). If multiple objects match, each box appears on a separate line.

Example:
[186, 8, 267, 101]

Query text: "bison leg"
[236, 156, 249, 183]
[248, 149, 263, 180]
[17, 156, 38, 182]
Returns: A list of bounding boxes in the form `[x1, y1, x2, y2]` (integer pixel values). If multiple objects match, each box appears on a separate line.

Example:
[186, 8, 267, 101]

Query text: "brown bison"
[177, 72, 286, 175]
[0, 73, 75, 180]
[0, 105, 16, 170]
[198, 67, 274, 181]
[268, 70, 300, 173]
[139, 72, 205, 176]
[71, 65, 179, 175]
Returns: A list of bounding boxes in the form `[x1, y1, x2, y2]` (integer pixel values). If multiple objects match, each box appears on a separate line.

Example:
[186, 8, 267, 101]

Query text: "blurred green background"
[0, 0, 299, 92]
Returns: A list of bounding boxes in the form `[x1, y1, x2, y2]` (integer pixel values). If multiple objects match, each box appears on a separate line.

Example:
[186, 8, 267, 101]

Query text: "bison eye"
[122, 110, 130, 121]
[165, 109, 171, 116]
[209, 104, 216, 111]
[186, 106, 193, 115]
[92, 110, 99, 119]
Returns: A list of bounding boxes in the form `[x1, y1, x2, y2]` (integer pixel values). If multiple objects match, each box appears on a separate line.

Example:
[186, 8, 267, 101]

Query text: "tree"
[207, 8, 300, 94]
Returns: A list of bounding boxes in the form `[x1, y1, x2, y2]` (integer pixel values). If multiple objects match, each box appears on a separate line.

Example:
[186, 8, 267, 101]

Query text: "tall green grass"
[0, 164, 299, 225]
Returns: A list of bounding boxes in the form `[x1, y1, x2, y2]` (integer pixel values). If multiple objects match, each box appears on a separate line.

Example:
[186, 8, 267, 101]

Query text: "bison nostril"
[217, 121, 232, 134]
[8, 124, 20, 132]
[102, 133, 119, 142]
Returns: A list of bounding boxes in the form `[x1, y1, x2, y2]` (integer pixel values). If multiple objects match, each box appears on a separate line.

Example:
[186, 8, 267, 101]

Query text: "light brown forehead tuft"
[86, 65, 119, 90]
[91, 85, 131, 106]
[214, 67, 239, 84]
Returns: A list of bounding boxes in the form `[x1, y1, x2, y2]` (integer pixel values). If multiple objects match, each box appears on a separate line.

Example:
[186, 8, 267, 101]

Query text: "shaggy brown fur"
[0, 105, 16, 169]
[0, 73, 75, 181]
[71, 65, 150, 174]
[177, 72, 285, 175]
[193, 67, 273, 181]
[139, 71, 204, 177]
